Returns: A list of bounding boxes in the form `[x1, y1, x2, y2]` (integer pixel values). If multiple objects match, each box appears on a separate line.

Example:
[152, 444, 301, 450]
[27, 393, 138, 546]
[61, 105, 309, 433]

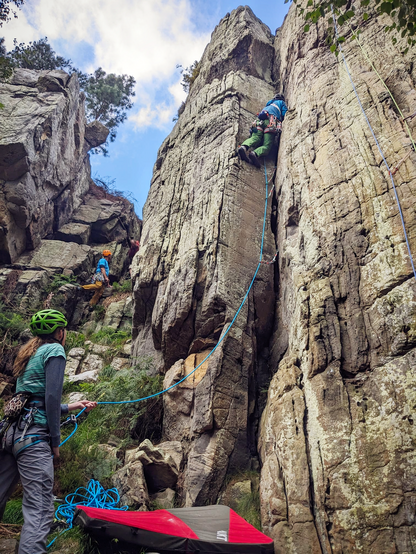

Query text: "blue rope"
[331, 5, 416, 280]
[47, 479, 127, 548]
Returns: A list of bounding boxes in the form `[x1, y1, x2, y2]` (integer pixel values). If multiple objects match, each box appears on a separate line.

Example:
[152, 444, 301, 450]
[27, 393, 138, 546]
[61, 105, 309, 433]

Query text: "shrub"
[2, 498, 23, 524]
[112, 280, 132, 293]
[64, 331, 86, 354]
[90, 327, 130, 348]
[46, 274, 77, 292]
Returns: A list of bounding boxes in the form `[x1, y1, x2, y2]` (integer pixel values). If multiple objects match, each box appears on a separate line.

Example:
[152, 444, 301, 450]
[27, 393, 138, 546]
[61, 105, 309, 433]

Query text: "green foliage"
[0, 37, 13, 80]
[288, 0, 416, 51]
[2, 498, 23, 524]
[0, 303, 27, 339]
[177, 60, 200, 93]
[90, 327, 130, 348]
[112, 280, 132, 293]
[7, 37, 72, 70]
[0, 0, 24, 26]
[94, 304, 106, 322]
[64, 331, 86, 354]
[83, 67, 136, 152]
[235, 488, 262, 531]
[57, 360, 163, 495]
[47, 273, 77, 292]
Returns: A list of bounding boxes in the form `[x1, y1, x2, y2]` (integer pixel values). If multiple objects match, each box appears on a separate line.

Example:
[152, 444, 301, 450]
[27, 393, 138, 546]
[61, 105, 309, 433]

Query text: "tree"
[7, 37, 73, 70]
[83, 67, 135, 146]
[288, 0, 416, 52]
[0, 0, 24, 26]
[176, 60, 200, 93]
[0, 37, 136, 155]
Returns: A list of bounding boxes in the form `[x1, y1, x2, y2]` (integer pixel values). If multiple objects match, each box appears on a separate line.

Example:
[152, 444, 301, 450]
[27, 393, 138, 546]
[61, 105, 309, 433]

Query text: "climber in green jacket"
[238, 94, 288, 168]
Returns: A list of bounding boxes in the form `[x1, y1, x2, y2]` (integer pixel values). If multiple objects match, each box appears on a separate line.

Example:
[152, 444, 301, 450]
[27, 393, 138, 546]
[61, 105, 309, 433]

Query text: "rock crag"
[132, 3, 416, 553]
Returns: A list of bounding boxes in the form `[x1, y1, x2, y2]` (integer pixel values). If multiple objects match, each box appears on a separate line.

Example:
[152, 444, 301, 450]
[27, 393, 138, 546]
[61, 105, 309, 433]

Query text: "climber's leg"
[253, 131, 275, 158]
[241, 130, 264, 151]
[89, 282, 104, 306]
[81, 282, 101, 291]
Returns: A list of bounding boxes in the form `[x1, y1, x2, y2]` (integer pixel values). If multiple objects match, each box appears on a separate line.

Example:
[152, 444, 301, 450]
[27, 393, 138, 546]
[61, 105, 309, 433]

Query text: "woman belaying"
[238, 93, 288, 168]
[0, 309, 97, 554]
[81, 249, 112, 306]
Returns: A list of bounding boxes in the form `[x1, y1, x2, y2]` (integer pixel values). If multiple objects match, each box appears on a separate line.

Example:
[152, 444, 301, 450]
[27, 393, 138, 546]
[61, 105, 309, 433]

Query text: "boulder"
[0, 539, 18, 553]
[55, 223, 91, 245]
[16, 240, 92, 274]
[65, 357, 80, 377]
[79, 354, 104, 374]
[150, 488, 175, 509]
[125, 439, 179, 492]
[67, 370, 98, 384]
[67, 348, 85, 359]
[85, 120, 109, 148]
[110, 357, 130, 371]
[111, 460, 149, 509]
[68, 392, 86, 403]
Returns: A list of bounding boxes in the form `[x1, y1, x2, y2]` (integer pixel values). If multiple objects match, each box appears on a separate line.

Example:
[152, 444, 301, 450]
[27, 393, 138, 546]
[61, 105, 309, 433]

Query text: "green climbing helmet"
[30, 309, 68, 336]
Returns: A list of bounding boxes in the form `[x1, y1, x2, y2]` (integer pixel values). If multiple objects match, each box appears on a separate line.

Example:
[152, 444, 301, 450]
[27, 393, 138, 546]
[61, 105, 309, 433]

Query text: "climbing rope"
[47, 479, 127, 548]
[59, 161, 273, 444]
[342, 16, 416, 154]
[331, 5, 416, 280]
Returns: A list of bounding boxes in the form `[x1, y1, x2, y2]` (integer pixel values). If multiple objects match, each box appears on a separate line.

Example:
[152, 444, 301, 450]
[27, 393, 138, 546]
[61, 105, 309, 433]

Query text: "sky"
[2, 0, 290, 218]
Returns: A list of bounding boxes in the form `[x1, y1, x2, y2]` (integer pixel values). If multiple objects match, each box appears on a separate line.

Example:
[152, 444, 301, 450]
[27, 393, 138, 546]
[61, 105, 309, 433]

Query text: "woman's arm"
[44, 356, 66, 454]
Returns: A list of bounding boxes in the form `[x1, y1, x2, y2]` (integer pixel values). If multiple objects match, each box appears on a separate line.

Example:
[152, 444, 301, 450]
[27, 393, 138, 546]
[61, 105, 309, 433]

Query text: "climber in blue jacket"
[238, 94, 288, 168]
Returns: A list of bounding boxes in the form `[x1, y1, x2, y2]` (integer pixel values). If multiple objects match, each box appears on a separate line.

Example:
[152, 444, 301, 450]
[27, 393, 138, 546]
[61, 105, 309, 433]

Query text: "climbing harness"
[0, 392, 32, 445]
[47, 479, 127, 548]
[331, 5, 416, 281]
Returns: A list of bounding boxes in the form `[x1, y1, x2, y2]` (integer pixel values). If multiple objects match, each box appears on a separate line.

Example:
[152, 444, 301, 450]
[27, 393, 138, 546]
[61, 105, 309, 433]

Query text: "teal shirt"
[16, 342, 66, 427]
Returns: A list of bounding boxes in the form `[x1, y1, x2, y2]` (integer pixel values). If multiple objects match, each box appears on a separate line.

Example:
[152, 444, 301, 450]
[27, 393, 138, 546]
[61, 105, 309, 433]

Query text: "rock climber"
[0, 309, 97, 554]
[81, 249, 112, 307]
[238, 93, 288, 168]
[128, 238, 140, 276]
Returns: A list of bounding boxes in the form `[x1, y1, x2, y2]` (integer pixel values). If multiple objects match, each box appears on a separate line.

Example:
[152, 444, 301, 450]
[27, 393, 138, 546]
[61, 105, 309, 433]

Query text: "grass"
[2, 499, 24, 524]
[89, 327, 130, 348]
[235, 488, 262, 531]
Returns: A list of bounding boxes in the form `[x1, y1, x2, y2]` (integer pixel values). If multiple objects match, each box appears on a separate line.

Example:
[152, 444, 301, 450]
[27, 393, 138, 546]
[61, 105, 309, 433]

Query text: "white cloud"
[2, 0, 210, 129]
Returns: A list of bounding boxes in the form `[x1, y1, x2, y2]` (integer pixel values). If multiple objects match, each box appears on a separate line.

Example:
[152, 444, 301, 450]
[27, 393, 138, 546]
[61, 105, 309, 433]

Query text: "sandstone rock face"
[0, 70, 98, 263]
[133, 6, 277, 507]
[257, 5, 416, 553]
[132, 2, 416, 552]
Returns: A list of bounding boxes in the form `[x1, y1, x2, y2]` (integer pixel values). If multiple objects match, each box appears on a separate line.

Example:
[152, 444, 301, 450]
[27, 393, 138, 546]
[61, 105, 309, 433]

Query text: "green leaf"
[404, 47, 409, 54]
[338, 36, 346, 42]
[330, 44, 337, 52]
[363, 12, 369, 20]
[345, 10, 355, 19]
[304, 24, 310, 32]
[337, 14, 345, 25]
[307, 0, 313, 5]
[361, 0, 370, 6]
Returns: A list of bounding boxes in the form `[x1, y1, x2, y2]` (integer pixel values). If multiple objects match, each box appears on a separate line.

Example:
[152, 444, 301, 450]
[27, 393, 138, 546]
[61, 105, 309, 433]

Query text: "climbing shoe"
[249, 151, 261, 168]
[238, 145, 250, 163]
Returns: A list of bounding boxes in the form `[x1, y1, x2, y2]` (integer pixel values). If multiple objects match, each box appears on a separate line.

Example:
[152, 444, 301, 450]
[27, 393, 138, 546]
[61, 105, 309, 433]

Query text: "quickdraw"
[260, 250, 279, 265]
